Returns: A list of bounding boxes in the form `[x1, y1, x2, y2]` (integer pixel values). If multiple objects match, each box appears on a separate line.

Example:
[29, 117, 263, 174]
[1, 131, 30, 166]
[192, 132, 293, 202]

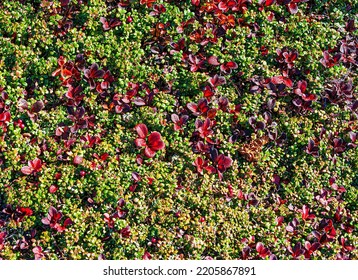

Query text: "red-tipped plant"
[84, 63, 105, 89]
[100, 17, 122, 31]
[41, 206, 72, 233]
[21, 158, 43, 175]
[171, 114, 189, 131]
[299, 205, 316, 221]
[256, 242, 271, 258]
[220, 61, 238, 74]
[306, 139, 319, 157]
[134, 124, 165, 158]
[33, 246, 45, 260]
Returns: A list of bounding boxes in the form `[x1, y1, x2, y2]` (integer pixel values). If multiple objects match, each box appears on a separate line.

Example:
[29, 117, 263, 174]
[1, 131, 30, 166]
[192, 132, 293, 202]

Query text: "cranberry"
[55, 172, 62, 180]
[80, 170, 86, 177]
[126, 16, 133, 23]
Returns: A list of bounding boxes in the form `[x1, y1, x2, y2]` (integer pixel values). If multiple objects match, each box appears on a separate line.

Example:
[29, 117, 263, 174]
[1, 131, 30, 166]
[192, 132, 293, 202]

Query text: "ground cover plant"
[0, 0, 357, 260]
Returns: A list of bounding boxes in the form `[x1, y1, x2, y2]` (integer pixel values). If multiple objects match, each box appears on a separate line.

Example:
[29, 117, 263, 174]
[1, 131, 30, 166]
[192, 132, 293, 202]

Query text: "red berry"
[55, 172, 62, 180]
[126, 16, 133, 23]
[19, 124, 25, 129]
[80, 170, 86, 177]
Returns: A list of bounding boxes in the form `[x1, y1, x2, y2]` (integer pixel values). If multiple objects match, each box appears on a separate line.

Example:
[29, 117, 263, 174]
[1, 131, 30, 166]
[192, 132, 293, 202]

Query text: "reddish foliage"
[100, 17, 121, 31]
[21, 158, 43, 175]
[41, 206, 72, 233]
[134, 124, 165, 158]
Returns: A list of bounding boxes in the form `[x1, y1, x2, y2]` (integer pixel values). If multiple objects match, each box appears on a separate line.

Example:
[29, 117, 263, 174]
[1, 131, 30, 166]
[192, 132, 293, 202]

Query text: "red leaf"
[52, 68, 61, 77]
[283, 77, 293, 88]
[204, 165, 216, 174]
[144, 147, 157, 158]
[203, 86, 215, 99]
[171, 114, 180, 124]
[49, 185, 58, 193]
[54, 214, 63, 224]
[142, 251, 152, 260]
[100, 17, 108, 26]
[31, 101, 44, 113]
[61, 0, 70, 6]
[256, 242, 263, 253]
[190, 64, 198, 72]
[271, 76, 283, 84]
[33, 246, 44, 260]
[135, 138, 147, 147]
[216, 154, 232, 172]
[329, 177, 336, 185]
[302, 93, 316, 101]
[147, 132, 165, 151]
[0, 111, 10, 122]
[302, 205, 315, 220]
[209, 75, 226, 88]
[256, 242, 270, 258]
[194, 157, 205, 174]
[119, 225, 131, 238]
[267, 11, 274, 21]
[21, 166, 33, 175]
[133, 98, 146, 106]
[288, 3, 298, 14]
[136, 154, 143, 165]
[48, 207, 57, 218]
[197, 98, 209, 113]
[100, 17, 121, 31]
[273, 174, 281, 186]
[85, 63, 105, 79]
[61, 69, 72, 79]
[298, 80, 307, 92]
[202, 118, 211, 130]
[58, 56, 66, 67]
[129, 184, 137, 192]
[41, 217, 50, 225]
[73, 155, 83, 165]
[135, 123, 148, 139]
[140, 0, 156, 8]
[30, 158, 42, 171]
[132, 172, 141, 183]
[226, 61, 238, 69]
[276, 216, 284, 226]
[207, 55, 220, 66]
[63, 218, 73, 227]
[18, 207, 33, 216]
[100, 153, 109, 161]
[187, 102, 199, 115]
[207, 108, 217, 119]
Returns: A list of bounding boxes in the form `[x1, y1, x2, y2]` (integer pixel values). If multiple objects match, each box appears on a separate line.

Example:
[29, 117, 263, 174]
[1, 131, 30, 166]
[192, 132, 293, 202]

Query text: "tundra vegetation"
[0, 0, 357, 260]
